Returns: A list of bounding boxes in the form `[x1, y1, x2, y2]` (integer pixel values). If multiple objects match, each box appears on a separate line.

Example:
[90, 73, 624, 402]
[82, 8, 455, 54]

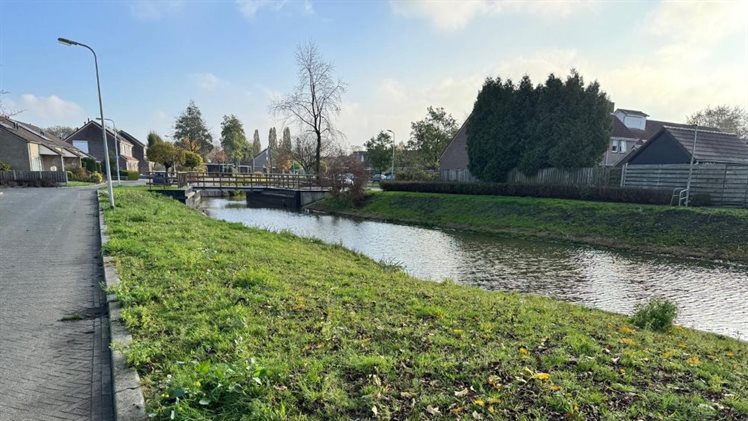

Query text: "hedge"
[379, 181, 698, 205]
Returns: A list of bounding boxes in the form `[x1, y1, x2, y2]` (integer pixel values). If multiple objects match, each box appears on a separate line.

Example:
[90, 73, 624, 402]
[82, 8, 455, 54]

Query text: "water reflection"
[202, 198, 748, 339]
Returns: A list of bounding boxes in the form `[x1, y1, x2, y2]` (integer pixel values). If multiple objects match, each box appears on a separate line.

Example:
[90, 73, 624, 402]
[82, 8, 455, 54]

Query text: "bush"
[127, 171, 140, 180]
[82, 157, 99, 173]
[89, 172, 103, 184]
[0, 161, 11, 171]
[396, 168, 439, 181]
[68, 167, 89, 181]
[631, 298, 678, 332]
[380, 181, 673, 205]
[323, 156, 368, 206]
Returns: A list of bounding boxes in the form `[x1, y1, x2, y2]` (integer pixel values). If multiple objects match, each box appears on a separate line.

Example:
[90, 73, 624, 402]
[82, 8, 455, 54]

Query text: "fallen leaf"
[372, 406, 378, 417]
[473, 399, 485, 407]
[519, 347, 529, 356]
[454, 388, 469, 397]
[532, 372, 551, 381]
[426, 405, 442, 416]
[472, 411, 483, 420]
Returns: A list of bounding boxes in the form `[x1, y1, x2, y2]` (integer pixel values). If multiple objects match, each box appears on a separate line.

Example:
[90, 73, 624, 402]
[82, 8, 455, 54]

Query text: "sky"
[0, 0, 746, 151]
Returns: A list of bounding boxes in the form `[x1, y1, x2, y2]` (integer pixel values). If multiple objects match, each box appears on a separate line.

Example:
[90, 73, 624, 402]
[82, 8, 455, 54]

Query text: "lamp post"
[96, 117, 121, 185]
[386, 129, 395, 180]
[684, 124, 699, 207]
[58, 37, 115, 208]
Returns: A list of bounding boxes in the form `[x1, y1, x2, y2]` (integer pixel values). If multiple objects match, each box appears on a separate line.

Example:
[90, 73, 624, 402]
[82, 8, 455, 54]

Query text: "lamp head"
[57, 37, 77, 46]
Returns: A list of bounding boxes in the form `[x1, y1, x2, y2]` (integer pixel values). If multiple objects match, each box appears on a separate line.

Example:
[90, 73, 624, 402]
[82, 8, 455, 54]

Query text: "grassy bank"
[104, 189, 747, 419]
[312, 191, 748, 262]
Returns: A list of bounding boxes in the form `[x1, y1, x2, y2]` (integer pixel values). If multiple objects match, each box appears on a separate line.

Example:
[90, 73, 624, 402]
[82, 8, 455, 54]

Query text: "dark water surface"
[202, 198, 748, 339]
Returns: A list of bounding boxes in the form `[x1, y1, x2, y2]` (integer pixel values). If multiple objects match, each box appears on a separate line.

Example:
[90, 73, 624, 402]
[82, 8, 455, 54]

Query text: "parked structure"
[64, 120, 140, 172]
[117, 130, 151, 174]
[0, 116, 87, 171]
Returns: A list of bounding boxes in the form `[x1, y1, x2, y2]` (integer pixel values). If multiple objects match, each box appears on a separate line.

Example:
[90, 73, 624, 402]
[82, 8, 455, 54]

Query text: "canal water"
[202, 198, 748, 339]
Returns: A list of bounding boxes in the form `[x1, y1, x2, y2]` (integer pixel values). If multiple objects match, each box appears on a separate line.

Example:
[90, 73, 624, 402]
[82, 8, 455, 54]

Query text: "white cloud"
[390, 0, 589, 31]
[236, 0, 288, 18]
[644, 0, 747, 44]
[129, 0, 183, 21]
[20, 94, 84, 121]
[190, 73, 225, 91]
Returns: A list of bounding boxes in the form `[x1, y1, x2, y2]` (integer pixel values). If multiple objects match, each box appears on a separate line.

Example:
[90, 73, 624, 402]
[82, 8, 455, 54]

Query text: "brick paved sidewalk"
[0, 187, 113, 421]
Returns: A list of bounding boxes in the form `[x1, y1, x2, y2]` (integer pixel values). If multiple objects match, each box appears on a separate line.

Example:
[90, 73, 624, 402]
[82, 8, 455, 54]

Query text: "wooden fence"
[506, 167, 622, 186]
[440, 169, 477, 183]
[622, 163, 748, 207]
[0, 170, 67, 183]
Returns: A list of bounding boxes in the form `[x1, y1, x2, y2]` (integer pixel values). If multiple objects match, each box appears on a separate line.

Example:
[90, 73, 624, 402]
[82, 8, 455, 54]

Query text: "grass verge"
[104, 188, 747, 419]
[311, 191, 748, 262]
[65, 180, 96, 187]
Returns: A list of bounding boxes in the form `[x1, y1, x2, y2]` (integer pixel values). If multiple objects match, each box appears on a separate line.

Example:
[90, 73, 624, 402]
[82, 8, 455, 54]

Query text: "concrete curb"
[97, 192, 148, 420]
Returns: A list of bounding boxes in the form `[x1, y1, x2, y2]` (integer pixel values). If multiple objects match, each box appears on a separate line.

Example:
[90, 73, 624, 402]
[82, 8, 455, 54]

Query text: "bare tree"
[687, 105, 748, 138]
[272, 42, 346, 177]
[0, 90, 22, 118]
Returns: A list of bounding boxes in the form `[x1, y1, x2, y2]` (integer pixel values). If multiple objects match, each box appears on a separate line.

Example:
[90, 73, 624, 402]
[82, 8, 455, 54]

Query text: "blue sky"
[1, 0, 746, 149]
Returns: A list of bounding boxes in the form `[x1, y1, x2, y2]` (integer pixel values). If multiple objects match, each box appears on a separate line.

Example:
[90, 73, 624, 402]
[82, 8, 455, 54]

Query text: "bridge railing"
[170, 172, 322, 190]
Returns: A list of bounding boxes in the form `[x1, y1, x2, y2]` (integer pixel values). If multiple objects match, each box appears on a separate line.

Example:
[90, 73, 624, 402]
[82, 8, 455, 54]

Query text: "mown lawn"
[65, 180, 96, 187]
[312, 191, 748, 262]
[104, 189, 747, 420]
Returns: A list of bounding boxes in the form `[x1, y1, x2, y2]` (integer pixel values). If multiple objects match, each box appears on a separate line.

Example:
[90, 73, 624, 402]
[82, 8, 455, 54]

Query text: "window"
[120, 143, 133, 157]
[611, 139, 628, 153]
[73, 140, 89, 154]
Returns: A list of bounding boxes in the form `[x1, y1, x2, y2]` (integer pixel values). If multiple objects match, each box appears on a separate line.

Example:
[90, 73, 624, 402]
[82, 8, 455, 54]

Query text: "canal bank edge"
[98, 191, 148, 421]
[308, 193, 748, 263]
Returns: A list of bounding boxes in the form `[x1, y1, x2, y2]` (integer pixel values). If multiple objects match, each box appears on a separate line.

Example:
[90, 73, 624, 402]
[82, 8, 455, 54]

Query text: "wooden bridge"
[147, 172, 329, 209]
[146, 172, 328, 191]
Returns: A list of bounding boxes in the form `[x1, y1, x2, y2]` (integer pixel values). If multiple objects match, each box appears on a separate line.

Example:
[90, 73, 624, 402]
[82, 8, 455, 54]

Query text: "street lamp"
[96, 117, 121, 185]
[58, 37, 115, 208]
[386, 129, 395, 180]
[684, 124, 699, 206]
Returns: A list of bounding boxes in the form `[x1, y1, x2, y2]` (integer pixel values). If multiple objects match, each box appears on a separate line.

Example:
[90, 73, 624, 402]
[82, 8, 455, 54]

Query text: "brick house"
[0, 116, 87, 171]
[64, 120, 140, 172]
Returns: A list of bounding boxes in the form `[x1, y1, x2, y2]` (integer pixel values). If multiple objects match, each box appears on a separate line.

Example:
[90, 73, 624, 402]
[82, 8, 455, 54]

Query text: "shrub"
[323, 155, 368, 206]
[631, 298, 678, 332]
[396, 168, 439, 181]
[380, 181, 673, 205]
[89, 172, 103, 184]
[0, 161, 11, 171]
[68, 167, 89, 181]
[82, 157, 98, 173]
[127, 171, 140, 180]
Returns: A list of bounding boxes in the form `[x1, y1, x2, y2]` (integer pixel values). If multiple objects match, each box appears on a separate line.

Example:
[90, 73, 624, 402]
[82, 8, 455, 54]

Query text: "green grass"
[104, 188, 748, 420]
[66, 180, 96, 187]
[312, 191, 748, 262]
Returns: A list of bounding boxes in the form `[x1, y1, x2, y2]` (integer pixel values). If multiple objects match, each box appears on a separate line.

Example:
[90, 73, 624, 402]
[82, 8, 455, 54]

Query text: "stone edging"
[97, 193, 148, 420]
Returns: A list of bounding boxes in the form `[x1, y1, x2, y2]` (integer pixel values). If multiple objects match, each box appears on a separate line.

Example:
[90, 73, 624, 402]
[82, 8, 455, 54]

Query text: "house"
[620, 126, 748, 166]
[251, 147, 273, 173]
[603, 108, 714, 166]
[0, 116, 87, 171]
[438, 107, 713, 180]
[117, 130, 151, 174]
[439, 122, 476, 182]
[64, 120, 140, 172]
